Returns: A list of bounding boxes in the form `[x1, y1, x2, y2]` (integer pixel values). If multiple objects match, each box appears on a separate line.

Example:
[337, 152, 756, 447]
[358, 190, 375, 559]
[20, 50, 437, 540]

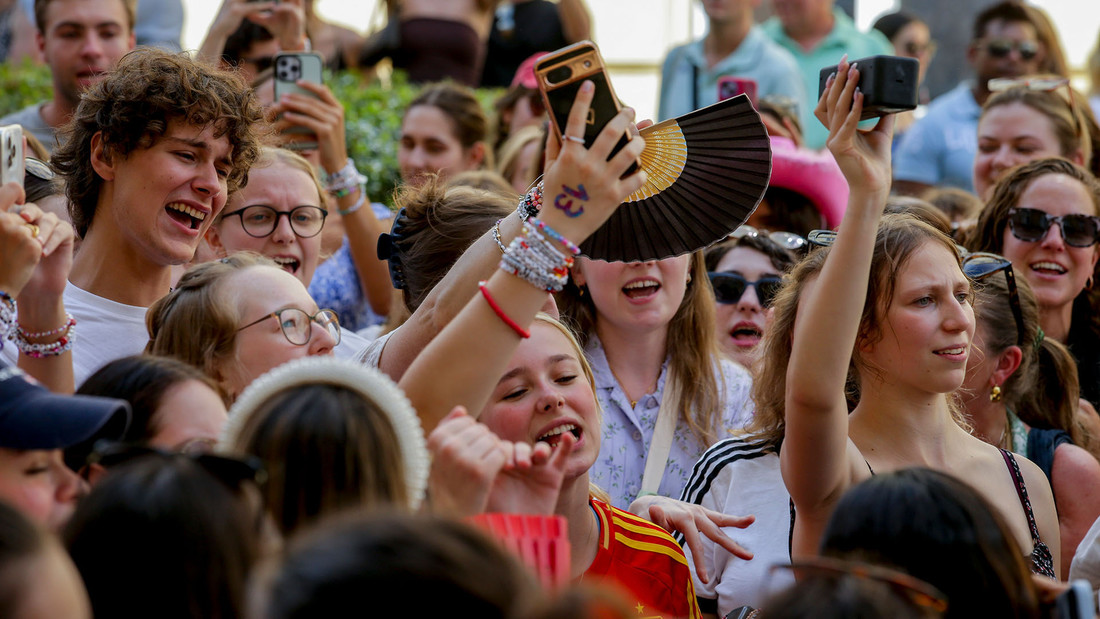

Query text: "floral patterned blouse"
[308, 202, 393, 332]
[585, 335, 756, 509]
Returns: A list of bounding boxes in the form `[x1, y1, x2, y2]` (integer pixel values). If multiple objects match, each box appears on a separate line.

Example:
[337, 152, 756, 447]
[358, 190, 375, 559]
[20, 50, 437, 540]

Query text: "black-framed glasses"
[981, 39, 1039, 61]
[730, 225, 808, 252]
[237, 307, 341, 347]
[708, 272, 783, 307]
[221, 205, 328, 239]
[962, 252, 1024, 347]
[988, 76, 1083, 142]
[769, 557, 948, 613]
[1007, 207, 1100, 248]
[87, 441, 267, 488]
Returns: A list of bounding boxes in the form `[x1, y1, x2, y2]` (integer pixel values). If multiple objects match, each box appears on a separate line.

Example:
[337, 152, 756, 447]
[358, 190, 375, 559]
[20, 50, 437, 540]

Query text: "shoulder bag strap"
[639, 372, 682, 497]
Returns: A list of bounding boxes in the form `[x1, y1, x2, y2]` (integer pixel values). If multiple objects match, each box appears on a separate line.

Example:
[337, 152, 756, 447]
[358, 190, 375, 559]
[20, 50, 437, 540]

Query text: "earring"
[1089, 276, 1095, 291]
[578, 285, 586, 297]
[990, 384, 1003, 403]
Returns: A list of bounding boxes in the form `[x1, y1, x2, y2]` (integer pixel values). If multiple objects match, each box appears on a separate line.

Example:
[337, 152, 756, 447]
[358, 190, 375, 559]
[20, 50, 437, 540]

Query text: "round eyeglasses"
[221, 205, 328, 239]
[236, 307, 341, 347]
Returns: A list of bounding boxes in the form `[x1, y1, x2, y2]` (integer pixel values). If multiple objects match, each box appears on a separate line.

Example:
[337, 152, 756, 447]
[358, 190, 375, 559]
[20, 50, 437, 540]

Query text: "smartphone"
[718, 77, 757, 106]
[0, 125, 24, 189]
[535, 41, 637, 175]
[817, 55, 919, 120]
[273, 51, 323, 151]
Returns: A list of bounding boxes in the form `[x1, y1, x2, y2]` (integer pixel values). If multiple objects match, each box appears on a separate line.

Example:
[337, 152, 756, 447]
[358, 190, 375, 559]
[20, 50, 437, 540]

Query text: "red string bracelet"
[478, 281, 530, 339]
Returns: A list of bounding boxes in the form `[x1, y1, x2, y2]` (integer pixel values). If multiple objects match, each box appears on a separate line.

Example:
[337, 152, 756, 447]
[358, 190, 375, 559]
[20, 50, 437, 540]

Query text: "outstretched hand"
[814, 55, 894, 200]
[629, 494, 755, 584]
[538, 81, 647, 246]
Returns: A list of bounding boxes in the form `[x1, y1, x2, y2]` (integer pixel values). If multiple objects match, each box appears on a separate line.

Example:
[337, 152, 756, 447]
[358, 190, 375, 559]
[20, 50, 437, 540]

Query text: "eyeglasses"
[962, 252, 1024, 346]
[221, 205, 328, 239]
[708, 272, 783, 307]
[730, 225, 808, 252]
[1007, 207, 1100, 248]
[87, 441, 268, 488]
[237, 307, 342, 347]
[987, 76, 1083, 142]
[981, 39, 1039, 61]
[770, 557, 948, 613]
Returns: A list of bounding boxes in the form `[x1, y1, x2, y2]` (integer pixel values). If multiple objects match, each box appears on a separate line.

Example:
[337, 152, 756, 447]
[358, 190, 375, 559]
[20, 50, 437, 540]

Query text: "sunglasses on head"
[730, 225, 807, 252]
[962, 252, 1024, 347]
[708, 272, 783, 307]
[982, 39, 1039, 61]
[987, 76, 1083, 141]
[1007, 207, 1100, 248]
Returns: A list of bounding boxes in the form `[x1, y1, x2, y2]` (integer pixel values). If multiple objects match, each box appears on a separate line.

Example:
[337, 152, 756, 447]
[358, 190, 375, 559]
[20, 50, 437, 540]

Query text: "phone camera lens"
[547, 66, 572, 85]
[583, 60, 592, 69]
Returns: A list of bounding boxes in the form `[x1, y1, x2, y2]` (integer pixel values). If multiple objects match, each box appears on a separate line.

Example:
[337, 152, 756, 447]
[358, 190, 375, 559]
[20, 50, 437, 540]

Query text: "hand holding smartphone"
[535, 41, 638, 176]
[0, 125, 25, 189]
[272, 51, 323, 151]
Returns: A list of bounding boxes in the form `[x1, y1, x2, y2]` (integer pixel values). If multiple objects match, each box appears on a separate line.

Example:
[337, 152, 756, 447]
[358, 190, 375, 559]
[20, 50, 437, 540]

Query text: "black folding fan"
[579, 94, 772, 262]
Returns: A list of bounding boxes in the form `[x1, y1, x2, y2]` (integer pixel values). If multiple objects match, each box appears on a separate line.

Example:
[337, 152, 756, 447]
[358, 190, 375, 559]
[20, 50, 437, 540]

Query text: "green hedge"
[0, 62, 500, 208]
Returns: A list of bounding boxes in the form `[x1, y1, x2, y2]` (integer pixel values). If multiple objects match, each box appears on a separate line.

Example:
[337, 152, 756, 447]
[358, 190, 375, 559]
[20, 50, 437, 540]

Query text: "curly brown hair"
[52, 48, 264, 238]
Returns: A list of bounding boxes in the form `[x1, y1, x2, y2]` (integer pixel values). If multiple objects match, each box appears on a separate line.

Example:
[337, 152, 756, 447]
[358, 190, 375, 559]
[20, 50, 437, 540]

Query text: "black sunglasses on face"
[708, 272, 783, 307]
[962, 252, 1024, 347]
[1007, 207, 1100, 248]
[983, 39, 1039, 60]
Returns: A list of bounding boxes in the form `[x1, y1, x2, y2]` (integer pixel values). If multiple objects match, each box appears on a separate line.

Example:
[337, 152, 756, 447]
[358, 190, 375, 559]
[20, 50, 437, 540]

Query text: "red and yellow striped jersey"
[584, 498, 701, 619]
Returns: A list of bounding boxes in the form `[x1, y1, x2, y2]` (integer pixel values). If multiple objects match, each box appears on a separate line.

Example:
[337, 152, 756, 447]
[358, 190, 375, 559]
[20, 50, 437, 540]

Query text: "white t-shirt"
[65, 282, 149, 387]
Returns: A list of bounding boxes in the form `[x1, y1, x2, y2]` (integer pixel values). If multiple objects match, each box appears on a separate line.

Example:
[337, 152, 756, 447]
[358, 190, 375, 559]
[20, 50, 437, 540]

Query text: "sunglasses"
[982, 39, 1039, 61]
[87, 442, 268, 488]
[730, 225, 807, 252]
[708, 272, 783, 307]
[770, 557, 948, 613]
[987, 76, 1083, 142]
[962, 252, 1024, 347]
[1007, 207, 1100, 248]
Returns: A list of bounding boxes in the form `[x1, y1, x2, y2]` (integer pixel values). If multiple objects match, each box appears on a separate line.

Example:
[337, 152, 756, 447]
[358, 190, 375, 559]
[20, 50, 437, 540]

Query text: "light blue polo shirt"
[657, 26, 807, 122]
[762, 8, 892, 149]
[892, 82, 982, 192]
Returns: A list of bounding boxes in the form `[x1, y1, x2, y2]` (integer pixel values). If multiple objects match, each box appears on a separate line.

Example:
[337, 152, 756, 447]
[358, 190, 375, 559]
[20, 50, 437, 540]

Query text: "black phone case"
[817, 55, 919, 120]
[537, 43, 637, 175]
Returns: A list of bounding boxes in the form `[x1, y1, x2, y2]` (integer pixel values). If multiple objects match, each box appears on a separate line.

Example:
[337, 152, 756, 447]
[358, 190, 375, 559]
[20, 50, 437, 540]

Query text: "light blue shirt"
[658, 26, 806, 122]
[892, 82, 982, 192]
[585, 335, 755, 509]
[762, 8, 892, 149]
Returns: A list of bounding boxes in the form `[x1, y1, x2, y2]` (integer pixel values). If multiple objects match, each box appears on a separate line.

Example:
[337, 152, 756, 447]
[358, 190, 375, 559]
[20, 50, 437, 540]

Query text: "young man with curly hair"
[4, 48, 264, 384]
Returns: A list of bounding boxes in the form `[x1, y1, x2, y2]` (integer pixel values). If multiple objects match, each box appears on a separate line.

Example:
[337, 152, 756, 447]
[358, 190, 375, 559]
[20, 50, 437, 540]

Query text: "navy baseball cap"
[0, 362, 130, 450]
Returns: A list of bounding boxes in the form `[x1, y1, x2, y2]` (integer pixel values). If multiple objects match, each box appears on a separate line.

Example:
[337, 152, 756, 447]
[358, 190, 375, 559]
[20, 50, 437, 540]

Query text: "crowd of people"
[4, 0, 1100, 617]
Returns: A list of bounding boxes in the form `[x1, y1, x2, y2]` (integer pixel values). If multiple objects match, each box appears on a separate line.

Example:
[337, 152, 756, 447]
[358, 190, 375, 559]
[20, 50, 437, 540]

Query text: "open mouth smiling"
[536, 423, 581, 448]
[165, 202, 206, 231]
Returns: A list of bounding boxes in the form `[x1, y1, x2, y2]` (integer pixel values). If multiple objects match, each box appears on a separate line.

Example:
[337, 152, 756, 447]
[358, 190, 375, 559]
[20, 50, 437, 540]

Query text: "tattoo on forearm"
[553, 184, 589, 218]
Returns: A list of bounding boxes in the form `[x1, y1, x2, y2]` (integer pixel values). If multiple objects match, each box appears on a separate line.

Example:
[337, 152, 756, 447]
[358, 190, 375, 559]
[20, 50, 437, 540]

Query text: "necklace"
[607, 363, 658, 409]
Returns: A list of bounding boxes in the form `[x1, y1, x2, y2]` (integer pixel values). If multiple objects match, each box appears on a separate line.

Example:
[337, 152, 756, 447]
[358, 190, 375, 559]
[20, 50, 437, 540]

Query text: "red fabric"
[584, 498, 701, 619]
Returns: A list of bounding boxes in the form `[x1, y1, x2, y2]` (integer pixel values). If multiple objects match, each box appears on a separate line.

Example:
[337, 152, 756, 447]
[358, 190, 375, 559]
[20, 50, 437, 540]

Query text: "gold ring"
[563, 134, 586, 145]
[25, 223, 39, 238]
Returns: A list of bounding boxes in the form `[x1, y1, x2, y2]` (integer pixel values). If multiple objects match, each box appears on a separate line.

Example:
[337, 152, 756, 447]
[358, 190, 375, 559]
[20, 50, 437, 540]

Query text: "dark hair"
[885, 197, 953, 235]
[703, 234, 797, 274]
[389, 177, 513, 313]
[254, 511, 542, 619]
[227, 385, 409, 536]
[35, 0, 136, 35]
[405, 83, 489, 151]
[0, 500, 54, 618]
[53, 48, 263, 238]
[872, 11, 923, 42]
[972, 1, 1037, 42]
[757, 186, 827, 238]
[921, 187, 984, 224]
[63, 454, 261, 619]
[221, 20, 274, 67]
[821, 468, 1041, 618]
[764, 565, 944, 619]
[77, 355, 225, 440]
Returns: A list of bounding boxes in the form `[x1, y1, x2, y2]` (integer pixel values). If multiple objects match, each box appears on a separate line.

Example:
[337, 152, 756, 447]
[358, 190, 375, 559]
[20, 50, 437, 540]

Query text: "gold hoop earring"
[990, 384, 1003, 403]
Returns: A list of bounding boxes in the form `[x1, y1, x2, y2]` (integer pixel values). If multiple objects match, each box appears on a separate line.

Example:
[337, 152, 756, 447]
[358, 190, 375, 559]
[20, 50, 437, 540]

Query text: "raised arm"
[399, 81, 646, 433]
[780, 58, 895, 533]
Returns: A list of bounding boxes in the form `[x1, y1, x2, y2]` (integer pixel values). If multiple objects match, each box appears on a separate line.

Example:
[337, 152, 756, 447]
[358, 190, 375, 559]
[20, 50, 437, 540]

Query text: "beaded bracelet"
[18, 313, 75, 340]
[337, 188, 367, 216]
[478, 281, 530, 339]
[325, 159, 368, 198]
[13, 320, 75, 358]
[516, 182, 544, 220]
[491, 219, 507, 255]
[530, 218, 581, 255]
[499, 220, 575, 292]
[0, 291, 15, 342]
